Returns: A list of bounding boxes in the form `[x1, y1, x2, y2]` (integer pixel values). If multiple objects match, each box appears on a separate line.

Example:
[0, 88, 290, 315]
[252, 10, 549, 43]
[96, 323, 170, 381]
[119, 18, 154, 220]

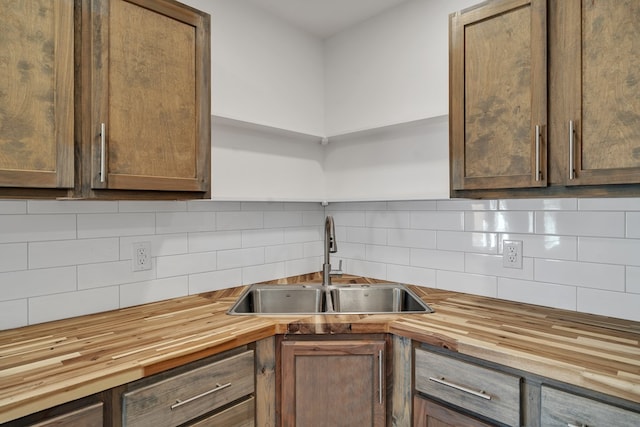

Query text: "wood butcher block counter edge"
[0, 275, 638, 423]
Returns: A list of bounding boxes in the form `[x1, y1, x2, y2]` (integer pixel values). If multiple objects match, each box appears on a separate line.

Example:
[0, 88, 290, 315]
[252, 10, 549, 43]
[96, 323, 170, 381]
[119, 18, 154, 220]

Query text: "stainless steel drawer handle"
[378, 350, 383, 404]
[567, 424, 588, 427]
[170, 382, 232, 410]
[428, 376, 491, 400]
[568, 120, 575, 180]
[535, 124, 541, 181]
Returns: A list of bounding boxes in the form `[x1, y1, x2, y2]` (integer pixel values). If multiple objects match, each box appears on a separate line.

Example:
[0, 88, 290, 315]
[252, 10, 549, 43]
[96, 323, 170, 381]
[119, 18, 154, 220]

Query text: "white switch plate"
[503, 240, 523, 269]
[132, 241, 152, 271]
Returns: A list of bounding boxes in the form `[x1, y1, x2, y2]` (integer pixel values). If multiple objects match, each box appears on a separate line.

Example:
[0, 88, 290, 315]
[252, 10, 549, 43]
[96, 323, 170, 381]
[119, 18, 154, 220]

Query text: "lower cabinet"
[413, 396, 493, 427]
[121, 349, 254, 427]
[541, 385, 640, 427]
[1, 396, 105, 427]
[279, 337, 387, 427]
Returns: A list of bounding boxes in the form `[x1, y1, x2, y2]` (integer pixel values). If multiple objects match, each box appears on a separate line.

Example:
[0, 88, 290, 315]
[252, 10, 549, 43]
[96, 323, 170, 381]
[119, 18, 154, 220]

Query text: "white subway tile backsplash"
[0, 299, 27, 330]
[578, 198, 640, 211]
[579, 237, 640, 266]
[156, 212, 216, 234]
[577, 288, 640, 321]
[329, 201, 387, 211]
[28, 200, 118, 214]
[302, 211, 325, 226]
[188, 231, 241, 253]
[264, 211, 303, 228]
[347, 227, 388, 245]
[265, 243, 305, 263]
[437, 231, 498, 254]
[0, 243, 27, 272]
[29, 238, 119, 269]
[465, 211, 534, 233]
[410, 249, 465, 272]
[243, 262, 286, 285]
[335, 242, 366, 260]
[329, 211, 366, 227]
[0, 215, 76, 243]
[29, 287, 119, 325]
[500, 233, 577, 261]
[0, 267, 76, 301]
[535, 212, 625, 237]
[365, 211, 410, 229]
[187, 200, 241, 212]
[121, 234, 188, 259]
[627, 267, 640, 294]
[216, 211, 263, 231]
[499, 198, 577, 211]
[285, 202, 324, 212]
[157, 252, 217, 278]
[411, 211, 464, 231]
[534, 259, 625, 291]
[78, 213, 155, 238]
[78, 260, 155, 289]
[498, 278, 576, 311]
[346, 259, 387, 280]
[388, 228, 435, 249]
[120, 276, 188, 308]
[465, 253, 534, 280]
[437, 199, 498, 211]
[284, 226, 322, 243]
[241, 201, 284, 211]
[627, 212, 640, 238]
[303, 241, 323, 258]
[0, 200, 27, 214]
[386, 265, 436, 287]
[387, 200, 437, 211]
[286, 257, 322, 277]
[437, 271, 497, 297]
[366, 245, 410, 265]
[188, 268, 242, 294]
[118, 201, 186, 212]
[217, 247, 265, 270]
[242, 229, 284, 248]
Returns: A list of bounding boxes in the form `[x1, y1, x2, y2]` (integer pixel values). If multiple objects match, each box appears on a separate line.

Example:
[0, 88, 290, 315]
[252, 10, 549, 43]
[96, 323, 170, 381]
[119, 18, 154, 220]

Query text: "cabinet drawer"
[541, 386, 640, 427]
[29, 403, 103, 427]
[123, 350, 254, 427]
[187, 396, 254, 427]
[415, 348, 521, 426]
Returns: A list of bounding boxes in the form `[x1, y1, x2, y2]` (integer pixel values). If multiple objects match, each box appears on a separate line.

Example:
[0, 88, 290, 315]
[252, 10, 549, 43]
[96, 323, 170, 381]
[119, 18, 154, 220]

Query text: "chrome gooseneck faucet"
[322, 215, 342, 287]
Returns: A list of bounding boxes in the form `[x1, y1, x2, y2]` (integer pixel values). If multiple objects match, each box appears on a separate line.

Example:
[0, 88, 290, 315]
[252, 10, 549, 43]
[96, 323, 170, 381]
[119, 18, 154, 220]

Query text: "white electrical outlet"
[132, 241, 152, 271]
[503, 240, 523, 269]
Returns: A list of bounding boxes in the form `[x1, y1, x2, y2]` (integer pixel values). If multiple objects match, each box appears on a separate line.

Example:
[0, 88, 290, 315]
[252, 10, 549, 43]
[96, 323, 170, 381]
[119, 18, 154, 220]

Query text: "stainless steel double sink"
[227, 283, 433, 315]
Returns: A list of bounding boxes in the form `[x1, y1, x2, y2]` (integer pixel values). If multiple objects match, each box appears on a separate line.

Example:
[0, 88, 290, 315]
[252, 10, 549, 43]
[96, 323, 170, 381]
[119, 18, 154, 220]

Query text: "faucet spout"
[322, 215, 340, 287]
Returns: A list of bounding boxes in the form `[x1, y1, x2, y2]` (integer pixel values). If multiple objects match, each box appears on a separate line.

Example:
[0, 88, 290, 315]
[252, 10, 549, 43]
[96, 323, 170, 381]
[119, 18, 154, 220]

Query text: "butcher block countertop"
[0, 274, 639, 423]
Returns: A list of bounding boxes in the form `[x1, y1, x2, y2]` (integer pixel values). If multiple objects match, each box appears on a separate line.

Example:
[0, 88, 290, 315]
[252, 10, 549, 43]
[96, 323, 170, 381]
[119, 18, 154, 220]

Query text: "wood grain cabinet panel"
[541, 386, 640, 427]
[415, 348, 521, 426]
[280, 339, 386, 427]
[413, 396, 494, 427]
[0, 0, 74, 195]
[27, 403, 103, 427]
[450, 0, 547, 191]
[81, 0, 211, 198]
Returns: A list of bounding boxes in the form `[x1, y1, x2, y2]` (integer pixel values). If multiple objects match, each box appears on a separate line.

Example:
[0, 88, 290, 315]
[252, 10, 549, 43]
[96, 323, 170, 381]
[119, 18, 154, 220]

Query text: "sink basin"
[227, 283, 433, 315]
[227, 284, 324, 315]
[331, 284, 433, 314]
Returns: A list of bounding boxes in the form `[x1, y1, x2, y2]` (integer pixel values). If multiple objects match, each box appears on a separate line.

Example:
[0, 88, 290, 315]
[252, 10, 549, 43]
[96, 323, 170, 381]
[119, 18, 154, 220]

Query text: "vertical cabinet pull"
[535, 125, 541, 181]
[378, 350, 383, 404]
[100, 123, 106, 183]
[568, 120, 575, 180]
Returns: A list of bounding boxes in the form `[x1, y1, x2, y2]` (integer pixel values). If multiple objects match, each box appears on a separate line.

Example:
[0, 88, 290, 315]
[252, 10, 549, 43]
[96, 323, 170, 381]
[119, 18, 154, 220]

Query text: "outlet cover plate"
[132, 241, 152, 271]
[503, 240, 523, 269]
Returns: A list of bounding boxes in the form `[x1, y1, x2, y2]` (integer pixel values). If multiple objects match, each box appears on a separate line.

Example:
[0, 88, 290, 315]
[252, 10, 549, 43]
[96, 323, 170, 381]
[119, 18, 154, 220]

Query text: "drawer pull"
[428, 376, 491, 400]
[170, 382, 232, 410]
[567, 424, 587, 427]
[100, 123, 106, 183]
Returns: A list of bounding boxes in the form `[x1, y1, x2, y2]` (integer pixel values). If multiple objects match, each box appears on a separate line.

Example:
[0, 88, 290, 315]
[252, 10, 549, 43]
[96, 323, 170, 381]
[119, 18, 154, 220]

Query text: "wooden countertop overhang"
[1, 276, 639, 423]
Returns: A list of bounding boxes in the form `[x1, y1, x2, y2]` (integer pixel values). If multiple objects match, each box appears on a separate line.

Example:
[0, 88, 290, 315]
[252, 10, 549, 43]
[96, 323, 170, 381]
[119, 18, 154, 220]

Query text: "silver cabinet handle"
[567, 424, 587, 427]
[100, 123, 106, 183]
[535, 125, 541, 181]
[568, 120, 575, 180]
[428, 376, 491, 400]
[378, 350, 383, 404]
[170, 382, 232, 410]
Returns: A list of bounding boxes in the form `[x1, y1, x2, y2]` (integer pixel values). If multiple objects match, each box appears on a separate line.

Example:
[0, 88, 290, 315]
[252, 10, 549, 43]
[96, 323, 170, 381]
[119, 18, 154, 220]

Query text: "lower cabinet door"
[187, 397, 255, 427]
[413, 396, 494, 427]
[28, 402, 103, 427]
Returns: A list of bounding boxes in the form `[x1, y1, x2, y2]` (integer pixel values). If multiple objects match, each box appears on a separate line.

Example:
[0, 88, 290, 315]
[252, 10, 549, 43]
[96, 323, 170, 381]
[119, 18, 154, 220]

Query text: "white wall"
[324, 0, 479, 136]
[182, 0, 325, 136]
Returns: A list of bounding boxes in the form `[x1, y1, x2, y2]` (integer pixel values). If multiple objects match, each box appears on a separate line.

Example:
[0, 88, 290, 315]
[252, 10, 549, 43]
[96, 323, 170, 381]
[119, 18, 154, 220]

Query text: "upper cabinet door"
[551, 0, 640, 186]
[450, 0, 547, 191]
[0, 0, 74, 193]
[84, 0, 210, 197]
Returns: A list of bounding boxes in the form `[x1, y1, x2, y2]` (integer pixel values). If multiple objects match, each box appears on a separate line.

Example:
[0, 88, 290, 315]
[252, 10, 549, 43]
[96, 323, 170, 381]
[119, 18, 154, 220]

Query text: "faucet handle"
[330, 259, 343, 277]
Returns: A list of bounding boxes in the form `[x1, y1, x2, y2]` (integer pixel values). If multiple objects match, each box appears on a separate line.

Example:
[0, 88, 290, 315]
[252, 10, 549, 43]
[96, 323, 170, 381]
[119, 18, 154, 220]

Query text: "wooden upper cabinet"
[80, 0, 211, 198]
[549, 0, 640, 187]
[450, 0, 547, 191]
[0, 0, 74, 196]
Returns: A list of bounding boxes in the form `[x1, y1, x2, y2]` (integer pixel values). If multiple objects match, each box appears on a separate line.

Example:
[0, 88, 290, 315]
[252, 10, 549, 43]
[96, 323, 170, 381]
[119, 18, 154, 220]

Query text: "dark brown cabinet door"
[82, 0, 210, 197]
[450, 0, 547, 191]
[280, 339, 386, 427]
[0, 0, 74, 194]
[413, 396, 495, 427]
[549, 0, 640, 186]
